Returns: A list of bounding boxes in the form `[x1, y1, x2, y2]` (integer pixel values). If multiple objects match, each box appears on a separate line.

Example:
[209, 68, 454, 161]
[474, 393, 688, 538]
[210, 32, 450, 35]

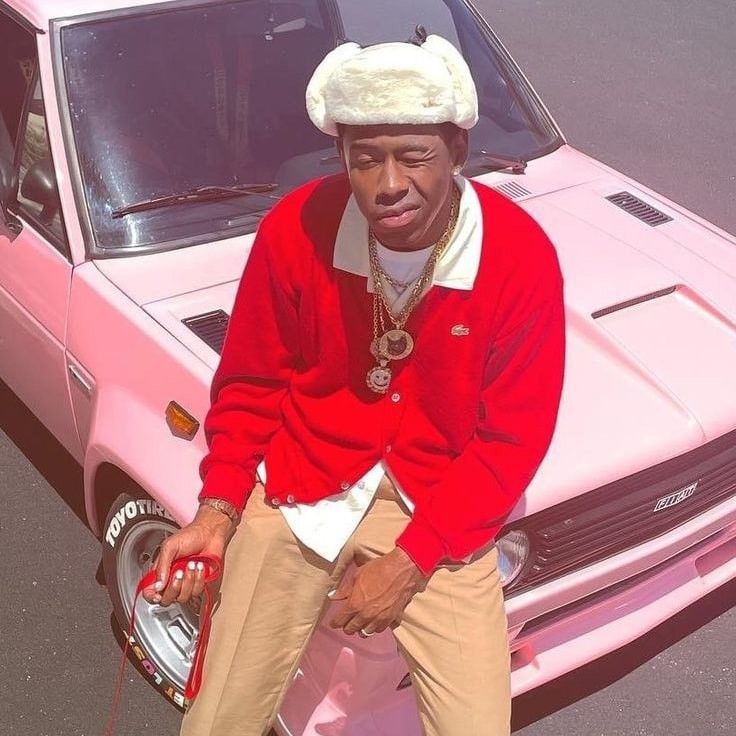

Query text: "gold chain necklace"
[365, 185, 460, 394]
[371, 254, 416, 291]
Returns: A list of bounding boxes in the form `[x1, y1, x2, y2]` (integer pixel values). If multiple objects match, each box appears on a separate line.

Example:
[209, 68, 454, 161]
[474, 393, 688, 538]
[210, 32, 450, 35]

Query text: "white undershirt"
[256, 179, 480, 563]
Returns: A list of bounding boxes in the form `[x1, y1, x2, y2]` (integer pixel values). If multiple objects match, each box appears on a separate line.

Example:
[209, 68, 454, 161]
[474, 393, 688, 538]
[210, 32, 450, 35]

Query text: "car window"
[14, 77, 68, 247]
[0, 10, 68, 254]
[336, 0, 460, 46]
[59, 0, 561, 254]
[0, 12, 35, 186]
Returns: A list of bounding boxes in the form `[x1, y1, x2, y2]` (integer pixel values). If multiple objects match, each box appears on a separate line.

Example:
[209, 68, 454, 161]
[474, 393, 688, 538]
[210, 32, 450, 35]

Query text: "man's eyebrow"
[395, 143, 433, 155]
[349, 142, 382, 154]
[349, 142, 434, 155]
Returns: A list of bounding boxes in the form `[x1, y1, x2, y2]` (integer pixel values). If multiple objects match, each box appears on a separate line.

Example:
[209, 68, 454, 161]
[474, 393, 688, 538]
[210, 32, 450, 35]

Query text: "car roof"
[5, 0, 181, 30]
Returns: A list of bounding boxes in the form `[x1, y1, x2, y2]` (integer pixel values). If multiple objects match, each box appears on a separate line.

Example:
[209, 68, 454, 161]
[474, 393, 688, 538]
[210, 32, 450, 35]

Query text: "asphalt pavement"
[2, 2, 735, 735]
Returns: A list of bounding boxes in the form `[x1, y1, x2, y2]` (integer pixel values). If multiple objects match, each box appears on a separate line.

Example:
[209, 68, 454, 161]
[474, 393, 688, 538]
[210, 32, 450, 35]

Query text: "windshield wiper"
[464, 151, 527, 175]
[111, 182, 278, 218]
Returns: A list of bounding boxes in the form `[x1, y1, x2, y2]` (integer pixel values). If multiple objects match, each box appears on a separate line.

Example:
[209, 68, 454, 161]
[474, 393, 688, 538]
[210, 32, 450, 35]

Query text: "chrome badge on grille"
[653, 481, 698, 512]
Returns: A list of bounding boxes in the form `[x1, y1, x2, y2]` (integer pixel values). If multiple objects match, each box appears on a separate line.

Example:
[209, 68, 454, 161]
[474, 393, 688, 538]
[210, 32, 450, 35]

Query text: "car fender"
[84, 384, 205, 539]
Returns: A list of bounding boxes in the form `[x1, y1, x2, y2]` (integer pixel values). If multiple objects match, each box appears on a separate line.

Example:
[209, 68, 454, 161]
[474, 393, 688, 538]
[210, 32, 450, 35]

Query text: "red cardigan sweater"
[198, 174, 566, 575]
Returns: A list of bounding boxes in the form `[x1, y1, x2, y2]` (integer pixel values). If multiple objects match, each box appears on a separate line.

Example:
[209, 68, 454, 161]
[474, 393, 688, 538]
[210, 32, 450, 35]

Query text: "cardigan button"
[385, 444, 392, 453]
[270, 497, 281, 507]
[391, 392, 401, 403]
[340, 481, 350, 491]
[286, 494, 295, 504]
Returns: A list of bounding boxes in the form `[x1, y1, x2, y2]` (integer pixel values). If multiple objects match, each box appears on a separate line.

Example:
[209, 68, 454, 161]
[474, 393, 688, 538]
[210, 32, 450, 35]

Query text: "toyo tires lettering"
[105, 499, 175, 548]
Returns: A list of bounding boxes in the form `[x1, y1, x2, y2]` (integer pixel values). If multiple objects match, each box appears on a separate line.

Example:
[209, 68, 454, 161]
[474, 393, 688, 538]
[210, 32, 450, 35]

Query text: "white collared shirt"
[257, 175, 483, 562]
[333, 174, 482, 293]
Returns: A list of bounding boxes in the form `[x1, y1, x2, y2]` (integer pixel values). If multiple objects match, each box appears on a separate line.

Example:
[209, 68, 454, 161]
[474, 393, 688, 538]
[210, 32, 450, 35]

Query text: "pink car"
[2, 0, 736, 733]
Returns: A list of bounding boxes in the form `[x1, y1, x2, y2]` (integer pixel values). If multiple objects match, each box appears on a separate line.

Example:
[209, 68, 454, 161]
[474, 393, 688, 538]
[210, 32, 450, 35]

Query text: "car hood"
[94, 145, 736, 517]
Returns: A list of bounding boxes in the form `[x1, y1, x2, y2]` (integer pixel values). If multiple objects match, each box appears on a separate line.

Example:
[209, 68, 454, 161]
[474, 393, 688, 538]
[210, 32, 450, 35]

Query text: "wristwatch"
[199, 497, 240, 524]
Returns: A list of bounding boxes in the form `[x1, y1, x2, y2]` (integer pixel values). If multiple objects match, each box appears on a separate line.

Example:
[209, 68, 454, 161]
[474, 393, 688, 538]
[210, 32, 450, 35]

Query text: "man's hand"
[141, 505, 234, 607]
[328, 547, 428, 636]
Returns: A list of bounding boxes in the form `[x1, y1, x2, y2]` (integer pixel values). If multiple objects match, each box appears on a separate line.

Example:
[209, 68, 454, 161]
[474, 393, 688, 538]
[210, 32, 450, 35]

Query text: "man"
[143, 34, 566, 736]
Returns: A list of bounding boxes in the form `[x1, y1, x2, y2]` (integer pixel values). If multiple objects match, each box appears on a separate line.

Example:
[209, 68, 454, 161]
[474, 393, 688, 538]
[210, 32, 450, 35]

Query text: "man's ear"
[451, 127, 469, 170]
[335, 126, 348, 172]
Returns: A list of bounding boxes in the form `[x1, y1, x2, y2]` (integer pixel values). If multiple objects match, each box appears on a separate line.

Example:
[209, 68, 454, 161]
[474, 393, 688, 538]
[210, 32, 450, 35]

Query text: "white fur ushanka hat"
[305, 34, 479, 136]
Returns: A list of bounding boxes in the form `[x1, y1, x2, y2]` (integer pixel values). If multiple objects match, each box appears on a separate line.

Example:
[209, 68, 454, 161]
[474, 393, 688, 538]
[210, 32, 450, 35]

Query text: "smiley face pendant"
[366, 363, 392, 393]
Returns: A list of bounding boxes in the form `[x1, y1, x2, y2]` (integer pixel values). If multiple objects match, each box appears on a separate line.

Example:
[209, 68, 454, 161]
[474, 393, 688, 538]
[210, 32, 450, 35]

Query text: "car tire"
[102, 490, 200, 712]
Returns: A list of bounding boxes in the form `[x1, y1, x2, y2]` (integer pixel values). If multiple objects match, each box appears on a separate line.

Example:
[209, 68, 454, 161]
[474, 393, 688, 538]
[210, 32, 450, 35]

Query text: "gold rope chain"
[368, 184, 461, 332]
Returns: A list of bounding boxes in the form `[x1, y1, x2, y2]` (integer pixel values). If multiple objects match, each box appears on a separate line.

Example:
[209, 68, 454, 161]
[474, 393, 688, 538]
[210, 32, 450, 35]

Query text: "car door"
[0, 9, 81, 461]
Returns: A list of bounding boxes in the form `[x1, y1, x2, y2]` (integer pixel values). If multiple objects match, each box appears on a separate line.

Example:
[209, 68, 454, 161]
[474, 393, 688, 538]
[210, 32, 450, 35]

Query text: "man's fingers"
[154, 536, 178, 592]
[343, 612, 370, 636]
[327, 575, 353, 602]
[367, 616, 392, 634]
[176, 560, 197, 602]
[346, 605, 395, 637]
[143, 560, 206, 606]
[190, 560, 207, 598]
[329, 600, 358, 629]
[160, 568, 184, 606]
[342, 603, 382, 636]
[142, 545, 169, 602]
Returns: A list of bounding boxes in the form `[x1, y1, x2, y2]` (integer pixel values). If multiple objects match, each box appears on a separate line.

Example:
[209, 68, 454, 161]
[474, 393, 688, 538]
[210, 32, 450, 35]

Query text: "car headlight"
[496, 530, 530, 588]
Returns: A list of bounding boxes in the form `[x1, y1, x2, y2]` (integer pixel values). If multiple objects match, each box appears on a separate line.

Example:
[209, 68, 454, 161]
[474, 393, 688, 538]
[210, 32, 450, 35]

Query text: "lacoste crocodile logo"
[451, 324, 470, 336]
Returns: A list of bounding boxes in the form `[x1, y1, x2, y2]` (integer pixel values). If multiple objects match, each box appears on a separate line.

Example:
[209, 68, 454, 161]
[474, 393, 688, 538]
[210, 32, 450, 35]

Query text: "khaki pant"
[179, 480, 511, 736]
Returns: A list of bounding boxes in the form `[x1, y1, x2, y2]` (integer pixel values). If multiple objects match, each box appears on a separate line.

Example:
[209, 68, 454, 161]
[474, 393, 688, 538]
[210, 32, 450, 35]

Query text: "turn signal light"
[166, 400, 200, 440]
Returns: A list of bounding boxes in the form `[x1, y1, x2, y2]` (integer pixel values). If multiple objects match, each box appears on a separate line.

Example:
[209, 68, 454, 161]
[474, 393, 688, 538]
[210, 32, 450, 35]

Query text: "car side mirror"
[0, 155, 18, 207]
[0, 156, 22, 240]
[20, 157, 59, 223]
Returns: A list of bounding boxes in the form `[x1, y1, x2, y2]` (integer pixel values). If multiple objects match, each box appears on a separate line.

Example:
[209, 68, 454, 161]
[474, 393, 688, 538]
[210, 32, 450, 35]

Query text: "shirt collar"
[332, 174, 483, 292]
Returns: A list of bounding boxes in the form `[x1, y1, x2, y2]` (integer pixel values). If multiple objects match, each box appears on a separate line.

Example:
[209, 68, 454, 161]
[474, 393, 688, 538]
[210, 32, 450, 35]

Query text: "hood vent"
[592, 285, 677, 319]
[493, 181, 532, 200]
[182, 310, 230, 354]
[605, 191, 673, 226]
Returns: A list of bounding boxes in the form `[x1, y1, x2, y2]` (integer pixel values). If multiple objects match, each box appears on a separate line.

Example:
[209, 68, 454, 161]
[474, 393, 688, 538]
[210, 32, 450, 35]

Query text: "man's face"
[337, 123, 468, 250]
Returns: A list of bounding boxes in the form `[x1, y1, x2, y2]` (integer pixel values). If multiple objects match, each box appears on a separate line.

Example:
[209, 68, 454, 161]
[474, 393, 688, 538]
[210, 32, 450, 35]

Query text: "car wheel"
[102, 491, 201, 712]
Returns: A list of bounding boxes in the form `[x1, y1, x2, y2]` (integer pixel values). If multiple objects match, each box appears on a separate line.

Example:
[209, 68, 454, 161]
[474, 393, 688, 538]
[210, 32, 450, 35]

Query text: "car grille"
[507, 427, 736, 595]
[517, 528, 720, 638]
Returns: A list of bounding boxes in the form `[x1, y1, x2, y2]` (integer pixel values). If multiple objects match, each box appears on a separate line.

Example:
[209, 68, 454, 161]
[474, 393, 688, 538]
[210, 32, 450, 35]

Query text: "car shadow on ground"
[0, 379, 87, 526]
[511, 577, 736, 730]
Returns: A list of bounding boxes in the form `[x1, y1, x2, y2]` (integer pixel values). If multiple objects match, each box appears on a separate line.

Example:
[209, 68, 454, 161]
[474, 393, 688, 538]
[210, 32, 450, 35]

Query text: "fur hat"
[305, 35, 479, 136]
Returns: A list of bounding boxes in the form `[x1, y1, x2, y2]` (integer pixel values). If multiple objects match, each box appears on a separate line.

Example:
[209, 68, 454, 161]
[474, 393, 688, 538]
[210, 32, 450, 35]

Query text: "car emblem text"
[653, 481, 698, 512]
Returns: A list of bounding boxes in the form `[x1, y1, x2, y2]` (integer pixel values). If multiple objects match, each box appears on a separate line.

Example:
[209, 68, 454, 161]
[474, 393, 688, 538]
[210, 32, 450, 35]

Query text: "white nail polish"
[174, 569, 184, 580]
[196, 561, 205, 571]
[187, 560, 196, 570]
[153, 580, 164, 591]
[326, 589, 336, 599]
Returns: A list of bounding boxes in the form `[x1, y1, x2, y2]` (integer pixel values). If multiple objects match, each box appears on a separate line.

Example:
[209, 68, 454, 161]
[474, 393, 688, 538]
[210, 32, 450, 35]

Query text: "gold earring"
[452, 165, 462, 176]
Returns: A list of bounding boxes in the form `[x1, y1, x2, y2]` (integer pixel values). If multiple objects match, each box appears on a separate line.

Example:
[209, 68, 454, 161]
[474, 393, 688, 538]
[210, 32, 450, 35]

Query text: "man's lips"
[375, 206, 420, 229]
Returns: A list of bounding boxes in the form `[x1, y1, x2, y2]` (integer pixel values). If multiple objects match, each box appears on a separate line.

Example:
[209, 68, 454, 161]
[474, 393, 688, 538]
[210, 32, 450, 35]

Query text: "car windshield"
[58, 0, 562, 254]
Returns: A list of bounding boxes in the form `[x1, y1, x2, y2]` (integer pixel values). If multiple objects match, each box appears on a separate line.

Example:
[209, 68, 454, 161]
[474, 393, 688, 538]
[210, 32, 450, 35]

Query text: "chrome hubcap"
[117, 519, 200, 689]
